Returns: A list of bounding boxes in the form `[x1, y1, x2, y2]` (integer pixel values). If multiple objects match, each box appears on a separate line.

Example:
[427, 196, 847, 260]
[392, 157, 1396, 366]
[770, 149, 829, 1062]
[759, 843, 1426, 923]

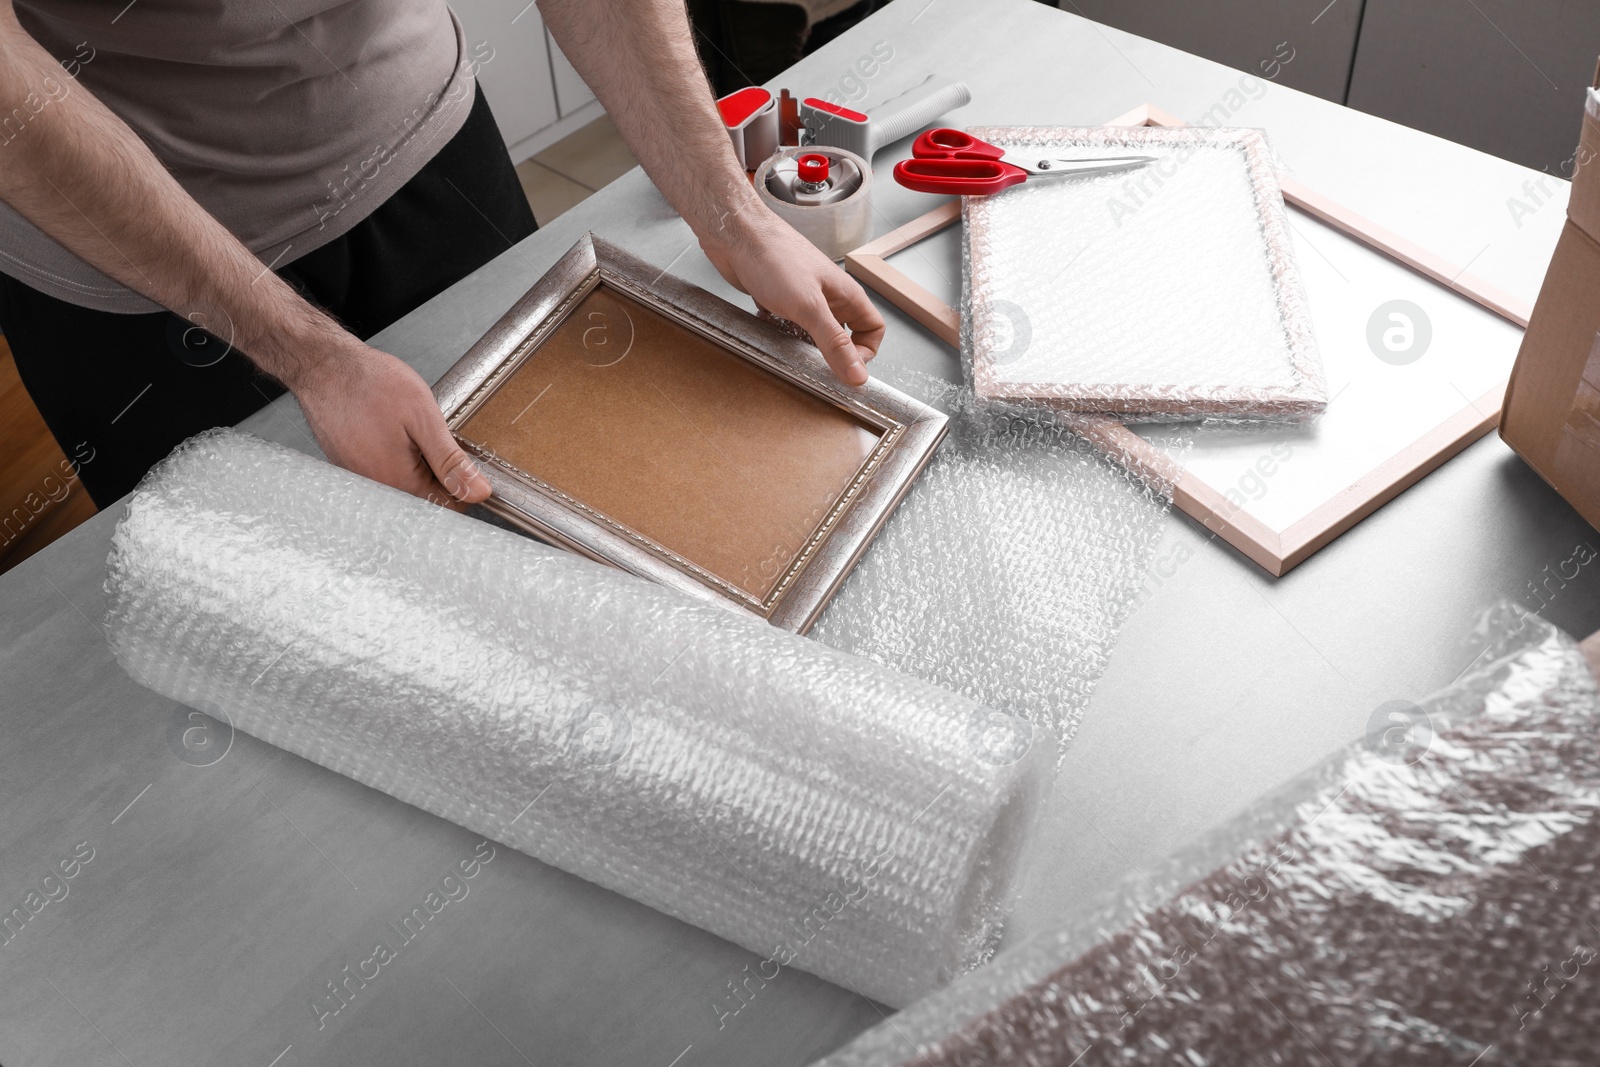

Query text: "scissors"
[893, 128, 1156, 196]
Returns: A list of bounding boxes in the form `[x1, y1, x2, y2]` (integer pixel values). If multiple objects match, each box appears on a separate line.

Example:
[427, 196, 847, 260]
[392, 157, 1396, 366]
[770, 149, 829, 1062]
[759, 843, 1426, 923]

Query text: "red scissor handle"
[910, 127, 1006, 161]
[893, 158, 1028, 196]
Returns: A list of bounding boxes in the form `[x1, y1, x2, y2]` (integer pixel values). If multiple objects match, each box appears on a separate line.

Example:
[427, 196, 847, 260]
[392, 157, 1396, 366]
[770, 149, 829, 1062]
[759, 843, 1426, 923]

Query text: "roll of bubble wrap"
[817, 604, 1600, 1064]
[103, 429, 1050, 1008]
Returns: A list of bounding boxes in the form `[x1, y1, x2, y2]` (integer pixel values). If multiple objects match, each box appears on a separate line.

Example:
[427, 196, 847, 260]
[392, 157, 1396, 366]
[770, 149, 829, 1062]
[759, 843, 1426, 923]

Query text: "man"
[0, 0, 884, 508]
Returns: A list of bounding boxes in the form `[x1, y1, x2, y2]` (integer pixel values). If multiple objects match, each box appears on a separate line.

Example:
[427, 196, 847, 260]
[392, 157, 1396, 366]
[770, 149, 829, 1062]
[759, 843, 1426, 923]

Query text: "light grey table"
[3, 2, 1597, 1065]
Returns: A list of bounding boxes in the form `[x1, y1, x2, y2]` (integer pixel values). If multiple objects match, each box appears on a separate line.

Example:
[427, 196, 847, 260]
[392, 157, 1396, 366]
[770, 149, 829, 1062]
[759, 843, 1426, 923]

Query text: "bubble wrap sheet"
[813, 371, 1181, 759]
[102, 429, 1052, 1008]
[817, 606, 1600, 1064]
[963, 125, 1325, 422]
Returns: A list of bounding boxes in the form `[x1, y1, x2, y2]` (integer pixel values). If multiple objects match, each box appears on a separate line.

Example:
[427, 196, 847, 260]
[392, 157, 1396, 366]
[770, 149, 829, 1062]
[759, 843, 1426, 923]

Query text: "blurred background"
[5, 0, 1598, 574]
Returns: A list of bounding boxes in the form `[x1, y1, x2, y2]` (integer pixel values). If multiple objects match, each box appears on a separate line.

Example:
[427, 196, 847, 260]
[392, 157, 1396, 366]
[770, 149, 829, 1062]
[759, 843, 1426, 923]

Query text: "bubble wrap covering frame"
[813, 370, 1184, 760]
[963, 125, 1326, 423]
[815, 605, 1600, 1064]
[102, 429, 1052, 1008]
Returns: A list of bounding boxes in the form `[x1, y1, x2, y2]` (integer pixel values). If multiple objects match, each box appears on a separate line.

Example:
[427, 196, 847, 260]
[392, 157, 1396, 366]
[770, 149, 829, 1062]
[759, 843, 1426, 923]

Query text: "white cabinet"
[547, 31, 597, 116]
[447, 0, 606, 162]
[449, 0, 558, 147]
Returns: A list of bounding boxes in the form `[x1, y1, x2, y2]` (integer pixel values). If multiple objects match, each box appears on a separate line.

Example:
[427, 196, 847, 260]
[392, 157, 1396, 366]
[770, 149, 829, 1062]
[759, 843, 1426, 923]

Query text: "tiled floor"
[515, 114, 638, 226]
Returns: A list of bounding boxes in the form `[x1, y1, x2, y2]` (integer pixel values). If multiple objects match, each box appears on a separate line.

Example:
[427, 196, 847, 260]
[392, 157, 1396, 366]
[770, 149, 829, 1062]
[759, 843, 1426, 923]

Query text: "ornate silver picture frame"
[433, 232, 947, 632]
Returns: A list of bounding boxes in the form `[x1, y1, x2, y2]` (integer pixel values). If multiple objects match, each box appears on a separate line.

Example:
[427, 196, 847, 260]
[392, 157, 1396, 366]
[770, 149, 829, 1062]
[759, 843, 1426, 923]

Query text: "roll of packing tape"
[755, 146, 874, 261]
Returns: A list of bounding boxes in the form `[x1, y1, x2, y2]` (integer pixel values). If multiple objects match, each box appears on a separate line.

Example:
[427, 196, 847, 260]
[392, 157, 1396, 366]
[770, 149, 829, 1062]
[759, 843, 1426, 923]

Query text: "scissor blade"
[1010, 154, 1158, 179]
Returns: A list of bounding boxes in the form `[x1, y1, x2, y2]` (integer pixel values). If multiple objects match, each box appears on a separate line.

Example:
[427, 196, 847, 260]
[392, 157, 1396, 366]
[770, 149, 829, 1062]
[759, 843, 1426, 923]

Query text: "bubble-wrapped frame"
[964, 125, 1327, 422]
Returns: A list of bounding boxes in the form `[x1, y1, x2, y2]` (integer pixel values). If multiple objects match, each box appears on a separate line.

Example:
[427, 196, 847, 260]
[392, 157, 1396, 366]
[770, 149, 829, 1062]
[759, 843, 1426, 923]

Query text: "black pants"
[0, 85, 537, 508]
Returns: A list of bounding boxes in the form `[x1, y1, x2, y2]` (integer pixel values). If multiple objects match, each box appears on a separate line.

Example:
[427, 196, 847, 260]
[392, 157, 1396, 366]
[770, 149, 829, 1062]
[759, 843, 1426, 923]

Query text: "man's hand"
[0, 2, 482, 509]
[285, 339, 492, 508]
[540, 0, 889, 388]
[700, 211, 884, 387]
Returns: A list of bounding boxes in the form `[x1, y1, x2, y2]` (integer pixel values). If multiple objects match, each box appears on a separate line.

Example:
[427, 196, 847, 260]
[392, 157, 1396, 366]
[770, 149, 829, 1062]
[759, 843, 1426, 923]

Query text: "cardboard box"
[1500, 64, 1600, 532]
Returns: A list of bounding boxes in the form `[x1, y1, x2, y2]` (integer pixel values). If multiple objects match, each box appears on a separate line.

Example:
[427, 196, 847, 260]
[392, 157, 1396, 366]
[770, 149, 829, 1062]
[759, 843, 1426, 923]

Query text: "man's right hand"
[286, 340, 492, 509]
[1, 2, 490, 510]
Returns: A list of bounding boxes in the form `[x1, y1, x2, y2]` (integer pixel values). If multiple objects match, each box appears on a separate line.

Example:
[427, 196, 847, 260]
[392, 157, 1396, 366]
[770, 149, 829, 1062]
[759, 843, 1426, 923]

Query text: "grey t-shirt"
[0, 0, 478, 313]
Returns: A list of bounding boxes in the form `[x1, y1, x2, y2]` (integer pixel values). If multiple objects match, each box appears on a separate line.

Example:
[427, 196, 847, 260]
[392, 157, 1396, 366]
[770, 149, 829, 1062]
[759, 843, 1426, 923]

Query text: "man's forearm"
[0, 4, 349, 387]
[538, 0, 768, 250]
[540, 0, 887, 386]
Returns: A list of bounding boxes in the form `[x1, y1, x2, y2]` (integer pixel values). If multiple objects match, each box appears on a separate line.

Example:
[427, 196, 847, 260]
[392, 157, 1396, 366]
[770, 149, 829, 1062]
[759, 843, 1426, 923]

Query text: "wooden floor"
[0, 334, 97, 575]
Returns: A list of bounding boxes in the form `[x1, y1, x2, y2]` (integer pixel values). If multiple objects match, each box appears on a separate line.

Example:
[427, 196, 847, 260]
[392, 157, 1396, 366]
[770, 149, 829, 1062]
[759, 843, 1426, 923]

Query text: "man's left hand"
[700, 211, 885, 387]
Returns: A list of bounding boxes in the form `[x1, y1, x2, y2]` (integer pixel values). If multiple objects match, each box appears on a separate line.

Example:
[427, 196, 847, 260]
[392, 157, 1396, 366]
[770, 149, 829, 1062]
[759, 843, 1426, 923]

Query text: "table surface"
[4, 2, 1598, 1065]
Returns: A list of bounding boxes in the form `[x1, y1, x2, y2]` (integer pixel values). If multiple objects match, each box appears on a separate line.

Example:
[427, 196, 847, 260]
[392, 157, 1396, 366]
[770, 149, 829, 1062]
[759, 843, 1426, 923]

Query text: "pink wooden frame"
[845, 104, 1534, 576]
